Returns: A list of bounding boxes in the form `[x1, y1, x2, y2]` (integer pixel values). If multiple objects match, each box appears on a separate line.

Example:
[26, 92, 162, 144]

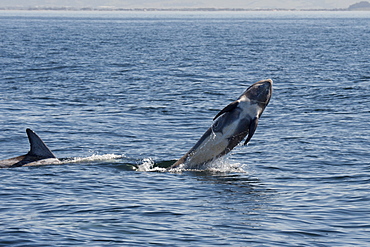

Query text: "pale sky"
[0, 0, 361, 9]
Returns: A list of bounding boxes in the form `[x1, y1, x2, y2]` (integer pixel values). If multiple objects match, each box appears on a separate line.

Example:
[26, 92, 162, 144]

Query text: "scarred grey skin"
[0, 129, 60, 168]
[171, 79, 273, 169]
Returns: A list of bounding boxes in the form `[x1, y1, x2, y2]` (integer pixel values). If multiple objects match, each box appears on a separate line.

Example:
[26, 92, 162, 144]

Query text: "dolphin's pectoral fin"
[213, 101, 239, 120]
[243, 117, 258, 145]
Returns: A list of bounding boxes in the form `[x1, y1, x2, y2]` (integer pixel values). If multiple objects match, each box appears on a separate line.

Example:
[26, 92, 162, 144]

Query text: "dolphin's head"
[242, 79, 273, 108]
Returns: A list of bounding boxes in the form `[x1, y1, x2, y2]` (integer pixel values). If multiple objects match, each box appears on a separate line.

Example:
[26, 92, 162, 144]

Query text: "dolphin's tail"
[26, 128, 56, 159]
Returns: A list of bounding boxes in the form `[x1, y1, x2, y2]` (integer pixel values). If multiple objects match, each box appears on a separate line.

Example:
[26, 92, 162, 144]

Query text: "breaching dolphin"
[171, 79, 273, 169]
[0, 129, 60, 168]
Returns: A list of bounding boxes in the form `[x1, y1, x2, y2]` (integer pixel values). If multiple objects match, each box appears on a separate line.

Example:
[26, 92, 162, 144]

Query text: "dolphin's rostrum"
[171, 79, 273, 169]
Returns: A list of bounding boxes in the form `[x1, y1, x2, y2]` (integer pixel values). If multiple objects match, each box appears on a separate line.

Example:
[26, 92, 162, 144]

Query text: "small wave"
[61, 154, 125, 164]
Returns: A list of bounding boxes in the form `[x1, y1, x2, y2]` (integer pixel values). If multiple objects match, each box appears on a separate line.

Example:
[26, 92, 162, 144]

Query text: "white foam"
[62, 154, 125, 164]
[59, 153, 247, 174]
[136, 157, 154, 171]
[168, 156, 248, 174]
[136, 158, 168, 172]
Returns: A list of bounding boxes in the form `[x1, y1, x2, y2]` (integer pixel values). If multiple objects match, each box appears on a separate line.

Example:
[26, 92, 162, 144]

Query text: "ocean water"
[0, 10, 369, 246]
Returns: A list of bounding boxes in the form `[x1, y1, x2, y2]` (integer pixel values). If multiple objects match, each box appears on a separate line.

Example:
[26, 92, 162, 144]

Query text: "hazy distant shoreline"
[0, 7, 363, 12]
[2, 1, 370, 11]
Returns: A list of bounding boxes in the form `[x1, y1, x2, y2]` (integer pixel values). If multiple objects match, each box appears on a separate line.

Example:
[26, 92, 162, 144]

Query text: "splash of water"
[169, 156, 247, 173]
[136, 157, 167, 172]
[62, 154, 125, 164]
[59, 153, 247, 174]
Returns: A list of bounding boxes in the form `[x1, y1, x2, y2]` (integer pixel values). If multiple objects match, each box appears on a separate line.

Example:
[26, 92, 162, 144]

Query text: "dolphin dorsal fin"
[26, 129, 56, 158]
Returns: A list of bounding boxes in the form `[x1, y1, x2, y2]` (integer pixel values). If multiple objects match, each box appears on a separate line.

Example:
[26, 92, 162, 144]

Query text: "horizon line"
[0, 7, 365, 12]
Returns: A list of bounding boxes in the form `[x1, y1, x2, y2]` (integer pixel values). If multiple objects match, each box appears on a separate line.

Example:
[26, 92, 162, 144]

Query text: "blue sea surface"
[0, 10, 369, 246]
